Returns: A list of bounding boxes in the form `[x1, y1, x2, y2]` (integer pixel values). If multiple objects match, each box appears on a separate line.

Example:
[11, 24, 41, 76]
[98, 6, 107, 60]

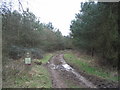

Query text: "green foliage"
[45, 22, 54, 30]
[1, 1, 72, 60]
[6, 65, 52, 88]
[36, 53, 53, 64]
[70, 2, 118, 66]
[27, 65, 52, 88]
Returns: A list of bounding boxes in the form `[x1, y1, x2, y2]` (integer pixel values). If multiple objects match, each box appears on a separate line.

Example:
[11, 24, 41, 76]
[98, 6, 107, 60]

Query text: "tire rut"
[46, 54, 97, 88]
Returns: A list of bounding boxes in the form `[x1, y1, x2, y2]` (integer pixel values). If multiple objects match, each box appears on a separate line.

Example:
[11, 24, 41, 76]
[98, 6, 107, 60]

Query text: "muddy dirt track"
[46, 54, 96, 88]
[46, 54, 118, 88]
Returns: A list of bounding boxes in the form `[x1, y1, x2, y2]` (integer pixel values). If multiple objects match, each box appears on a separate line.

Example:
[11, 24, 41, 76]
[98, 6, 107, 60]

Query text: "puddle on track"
[49, 54, 97, 88]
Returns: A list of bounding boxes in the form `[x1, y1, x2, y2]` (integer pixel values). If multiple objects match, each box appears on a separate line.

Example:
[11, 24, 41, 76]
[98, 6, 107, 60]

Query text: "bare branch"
[18, 0, 24, 12]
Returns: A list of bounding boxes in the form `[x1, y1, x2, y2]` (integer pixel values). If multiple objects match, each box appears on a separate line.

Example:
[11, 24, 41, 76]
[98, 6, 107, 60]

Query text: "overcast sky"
[10, 0, 89, 36]
[2, 0, 118, 36]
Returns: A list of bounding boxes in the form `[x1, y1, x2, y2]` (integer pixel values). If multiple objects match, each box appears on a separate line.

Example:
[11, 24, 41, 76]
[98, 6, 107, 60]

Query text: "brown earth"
[45, 54, 97, 88]
[64, 61, 119, 88]
[45, 53, 118, 88]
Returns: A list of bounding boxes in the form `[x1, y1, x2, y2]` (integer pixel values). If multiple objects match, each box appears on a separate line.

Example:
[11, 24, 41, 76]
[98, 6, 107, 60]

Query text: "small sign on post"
[25, 57, 31, 64]
[24, 52, 32, 65]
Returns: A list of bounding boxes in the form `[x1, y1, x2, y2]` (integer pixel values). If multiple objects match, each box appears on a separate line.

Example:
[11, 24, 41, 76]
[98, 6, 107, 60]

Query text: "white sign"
[25, 58, 31, 64]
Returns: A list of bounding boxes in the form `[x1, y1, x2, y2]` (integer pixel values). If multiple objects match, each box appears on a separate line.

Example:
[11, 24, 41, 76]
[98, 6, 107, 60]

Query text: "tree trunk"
[91, 48, 94, 57]
[102, 51, 105, 58]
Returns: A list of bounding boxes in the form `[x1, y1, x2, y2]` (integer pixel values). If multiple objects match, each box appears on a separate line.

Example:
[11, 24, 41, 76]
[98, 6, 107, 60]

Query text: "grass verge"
[64, 53, 118, 82]
[7, 53, 53, 88]
[13, 65, 52, 88]
[35, 53, 53, 64]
